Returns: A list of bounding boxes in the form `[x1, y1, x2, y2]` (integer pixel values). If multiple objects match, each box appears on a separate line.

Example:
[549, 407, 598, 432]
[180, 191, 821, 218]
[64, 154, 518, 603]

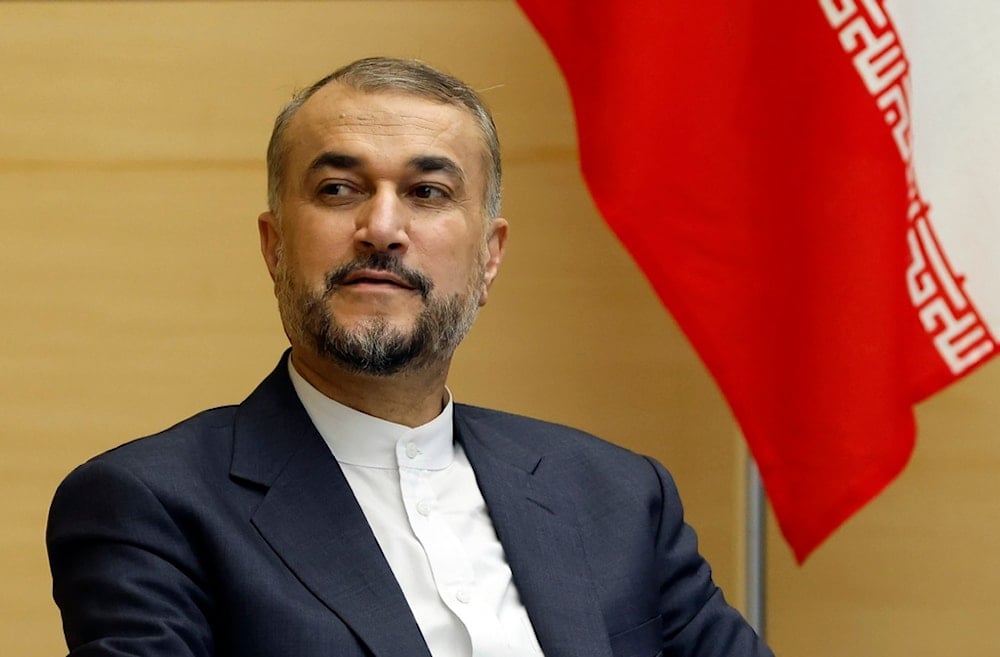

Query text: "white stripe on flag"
[889, 1, 1000, 335]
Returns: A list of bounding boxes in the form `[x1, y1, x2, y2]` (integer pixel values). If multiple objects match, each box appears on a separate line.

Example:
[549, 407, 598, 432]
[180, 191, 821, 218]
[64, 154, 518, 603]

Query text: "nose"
[355, 185, 410, 254]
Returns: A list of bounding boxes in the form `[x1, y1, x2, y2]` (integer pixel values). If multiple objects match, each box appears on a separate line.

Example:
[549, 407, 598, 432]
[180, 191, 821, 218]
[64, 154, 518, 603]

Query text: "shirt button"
[456, 588, 471, 604]
[405, 442, 419, 459]
[416, 500, 432, 516]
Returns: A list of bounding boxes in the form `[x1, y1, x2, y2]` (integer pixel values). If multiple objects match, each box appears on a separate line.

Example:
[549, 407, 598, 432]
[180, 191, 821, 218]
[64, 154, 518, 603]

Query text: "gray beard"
[305, 290, 479, 376]
[276, 253, 483, 376]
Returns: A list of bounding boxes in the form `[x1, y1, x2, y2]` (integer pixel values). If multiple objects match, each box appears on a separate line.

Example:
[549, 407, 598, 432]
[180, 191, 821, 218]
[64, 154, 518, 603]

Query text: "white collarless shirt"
[288, 363, 545, 657]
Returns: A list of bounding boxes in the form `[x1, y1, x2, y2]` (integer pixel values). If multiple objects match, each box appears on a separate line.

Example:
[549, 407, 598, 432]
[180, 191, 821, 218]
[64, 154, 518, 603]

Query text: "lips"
[325, 254, 433, 299]
[340, 270, 416, 290]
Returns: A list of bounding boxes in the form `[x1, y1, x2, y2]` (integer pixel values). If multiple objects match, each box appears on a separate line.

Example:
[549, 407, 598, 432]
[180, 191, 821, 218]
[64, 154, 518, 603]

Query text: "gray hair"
[266, 57, 502, 220]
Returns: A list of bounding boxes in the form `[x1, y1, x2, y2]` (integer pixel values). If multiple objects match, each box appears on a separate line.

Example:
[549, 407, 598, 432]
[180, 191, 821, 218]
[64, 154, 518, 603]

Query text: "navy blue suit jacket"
[48, 356, 773, 657]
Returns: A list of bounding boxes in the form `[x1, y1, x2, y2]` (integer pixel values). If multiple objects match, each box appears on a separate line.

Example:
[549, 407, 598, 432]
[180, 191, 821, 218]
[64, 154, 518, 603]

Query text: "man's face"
[258, 84, 506, 376]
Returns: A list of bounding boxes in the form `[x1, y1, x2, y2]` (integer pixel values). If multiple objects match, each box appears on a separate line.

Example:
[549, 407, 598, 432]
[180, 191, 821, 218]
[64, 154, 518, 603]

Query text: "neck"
[289, 349, 451, 427]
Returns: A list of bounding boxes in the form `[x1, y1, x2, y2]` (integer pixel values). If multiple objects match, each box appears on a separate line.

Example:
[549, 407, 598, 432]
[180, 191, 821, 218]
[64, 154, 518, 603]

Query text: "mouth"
[339, 270, 417, 291]
[325, 255, 433, 299]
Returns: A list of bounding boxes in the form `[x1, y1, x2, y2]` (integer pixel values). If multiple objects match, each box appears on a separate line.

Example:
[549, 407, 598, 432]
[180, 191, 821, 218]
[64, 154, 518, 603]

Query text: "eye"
[319, 182, 358, 197]
[411, 184, 448, 200]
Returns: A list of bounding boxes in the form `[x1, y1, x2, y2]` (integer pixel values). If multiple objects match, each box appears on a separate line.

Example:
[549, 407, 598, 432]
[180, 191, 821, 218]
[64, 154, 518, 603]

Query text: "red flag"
[515, 0, 997, 561]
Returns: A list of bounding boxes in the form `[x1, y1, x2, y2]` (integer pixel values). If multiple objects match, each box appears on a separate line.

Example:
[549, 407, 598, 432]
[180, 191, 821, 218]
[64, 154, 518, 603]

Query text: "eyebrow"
[307, 152, 465, 185]
[308, 152, 361, 172]
[409, 155, 465, 184]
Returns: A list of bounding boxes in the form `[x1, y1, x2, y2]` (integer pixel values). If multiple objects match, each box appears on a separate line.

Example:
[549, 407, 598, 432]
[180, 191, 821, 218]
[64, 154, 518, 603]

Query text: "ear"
[478, 218, 508, 307]
[258, 211, 282, 282]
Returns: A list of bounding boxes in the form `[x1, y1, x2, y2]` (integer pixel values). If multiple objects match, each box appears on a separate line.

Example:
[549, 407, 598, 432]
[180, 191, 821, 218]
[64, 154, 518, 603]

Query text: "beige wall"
[2, 3, 997, 656]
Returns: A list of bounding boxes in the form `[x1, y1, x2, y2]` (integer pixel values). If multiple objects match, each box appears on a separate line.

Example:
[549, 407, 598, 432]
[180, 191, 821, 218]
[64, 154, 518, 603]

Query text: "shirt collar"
[287, 358, 455, 471]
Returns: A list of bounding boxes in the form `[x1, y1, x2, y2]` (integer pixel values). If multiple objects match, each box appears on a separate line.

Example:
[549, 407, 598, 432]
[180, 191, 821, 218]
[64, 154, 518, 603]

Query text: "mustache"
[324, 253, 433, 299]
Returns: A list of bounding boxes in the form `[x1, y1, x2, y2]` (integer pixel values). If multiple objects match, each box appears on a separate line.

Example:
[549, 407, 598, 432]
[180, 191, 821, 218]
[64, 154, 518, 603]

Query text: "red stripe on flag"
[514, 0, 987, 561]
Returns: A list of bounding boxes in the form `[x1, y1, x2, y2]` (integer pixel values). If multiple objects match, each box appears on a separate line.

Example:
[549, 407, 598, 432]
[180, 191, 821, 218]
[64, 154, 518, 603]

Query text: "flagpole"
[746, 453, 766, 638]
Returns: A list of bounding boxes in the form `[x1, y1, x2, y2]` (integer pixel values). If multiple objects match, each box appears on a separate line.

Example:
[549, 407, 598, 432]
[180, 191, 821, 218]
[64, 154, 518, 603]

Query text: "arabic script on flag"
[515, 0, 998, 561]
[820, 0, 996, 381]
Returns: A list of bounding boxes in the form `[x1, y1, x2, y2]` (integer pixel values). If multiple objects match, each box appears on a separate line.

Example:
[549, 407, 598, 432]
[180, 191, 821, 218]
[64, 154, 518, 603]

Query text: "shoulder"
[54, 405, 241, 505]
[455, 403, 634, 453]
[94, 405, 237, 469]
[454, 403, 667, 490]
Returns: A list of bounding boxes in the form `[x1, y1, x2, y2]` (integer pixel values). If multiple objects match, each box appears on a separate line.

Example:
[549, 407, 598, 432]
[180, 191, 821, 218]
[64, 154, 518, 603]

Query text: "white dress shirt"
[289, 362, 545, 657]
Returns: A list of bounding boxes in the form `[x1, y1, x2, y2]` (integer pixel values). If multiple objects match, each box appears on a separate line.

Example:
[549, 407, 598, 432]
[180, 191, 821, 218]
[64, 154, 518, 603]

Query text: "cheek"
[417, 223, 484, 274]
[424, 246, 478, 291]
[438, 256, 486, 300]
[285, 229, 352, 281]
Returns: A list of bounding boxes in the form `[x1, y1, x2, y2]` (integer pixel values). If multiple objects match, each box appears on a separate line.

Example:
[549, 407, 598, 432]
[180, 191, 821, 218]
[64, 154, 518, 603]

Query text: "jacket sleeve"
[645, 457, 775, 657]
[47, 458, 215, 657]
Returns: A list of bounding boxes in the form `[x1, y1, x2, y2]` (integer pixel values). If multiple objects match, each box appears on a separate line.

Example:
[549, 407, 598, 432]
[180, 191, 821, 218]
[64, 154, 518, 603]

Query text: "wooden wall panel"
[1, 3, 742, 655]
[2, 3, 997, 657]
[768, 364, 1000, 655]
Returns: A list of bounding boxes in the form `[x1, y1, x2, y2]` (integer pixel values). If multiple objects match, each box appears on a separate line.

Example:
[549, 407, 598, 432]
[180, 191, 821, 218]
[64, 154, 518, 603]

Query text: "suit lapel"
[456, 408, 613, 657]
[229, 358, 612, 657]
[231, 357, 432, 657]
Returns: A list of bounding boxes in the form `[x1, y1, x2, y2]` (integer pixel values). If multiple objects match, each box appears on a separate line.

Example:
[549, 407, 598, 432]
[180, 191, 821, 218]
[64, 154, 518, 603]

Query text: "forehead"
[284, 83, 486, 177]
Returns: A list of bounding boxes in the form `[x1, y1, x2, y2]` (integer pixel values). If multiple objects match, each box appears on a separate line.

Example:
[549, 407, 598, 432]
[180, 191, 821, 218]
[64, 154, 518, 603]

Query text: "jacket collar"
[229, 353, 612, 657]
[231, 353, 432, 657]
[456, 409, 614, 657]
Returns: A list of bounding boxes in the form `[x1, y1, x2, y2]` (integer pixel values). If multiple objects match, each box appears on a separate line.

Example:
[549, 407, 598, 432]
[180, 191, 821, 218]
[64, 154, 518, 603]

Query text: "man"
[47, 57, 773, 657]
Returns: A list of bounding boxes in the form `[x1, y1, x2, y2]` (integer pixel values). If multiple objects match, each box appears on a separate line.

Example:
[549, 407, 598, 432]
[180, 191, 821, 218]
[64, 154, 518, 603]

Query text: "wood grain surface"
[1, 3, 996, 656]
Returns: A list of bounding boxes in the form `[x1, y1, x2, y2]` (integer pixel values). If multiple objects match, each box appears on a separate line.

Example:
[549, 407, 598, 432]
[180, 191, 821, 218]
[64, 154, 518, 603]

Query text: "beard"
[276, 252, 484, 376]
